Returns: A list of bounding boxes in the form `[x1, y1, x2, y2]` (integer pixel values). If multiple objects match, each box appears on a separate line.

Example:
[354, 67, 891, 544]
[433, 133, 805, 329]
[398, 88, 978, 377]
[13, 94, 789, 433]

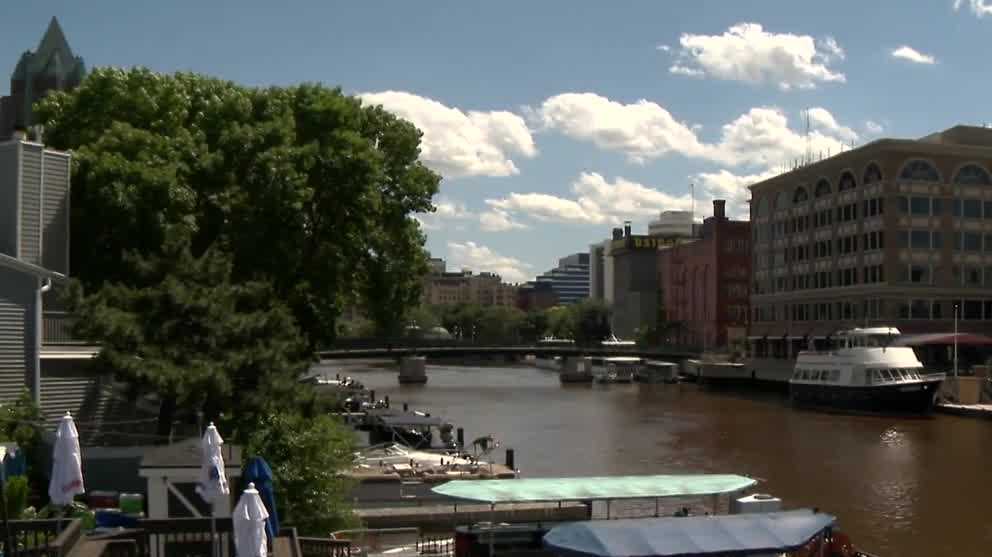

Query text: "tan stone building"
[422, 271, 519, 307]
[748, 125, 992, 371]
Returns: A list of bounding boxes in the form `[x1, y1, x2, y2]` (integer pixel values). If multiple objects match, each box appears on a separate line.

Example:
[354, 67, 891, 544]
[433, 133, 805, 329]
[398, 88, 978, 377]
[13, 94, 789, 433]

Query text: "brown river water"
[323, 361, 992, 557]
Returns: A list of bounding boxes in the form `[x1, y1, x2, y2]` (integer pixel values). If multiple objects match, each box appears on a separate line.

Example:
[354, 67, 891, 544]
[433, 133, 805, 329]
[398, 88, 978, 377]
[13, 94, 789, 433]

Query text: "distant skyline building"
[533, 252, 590, 305]
[421, 270, 518, 307]
[0, 17, 85, 140]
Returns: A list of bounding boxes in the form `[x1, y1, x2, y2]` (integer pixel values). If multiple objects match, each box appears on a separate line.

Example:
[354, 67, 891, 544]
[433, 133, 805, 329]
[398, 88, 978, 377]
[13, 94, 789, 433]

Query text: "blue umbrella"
[242, 457, 279, 540]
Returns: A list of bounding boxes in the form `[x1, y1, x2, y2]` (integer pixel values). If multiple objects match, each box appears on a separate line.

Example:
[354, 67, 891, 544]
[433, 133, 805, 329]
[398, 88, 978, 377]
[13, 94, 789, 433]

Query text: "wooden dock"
[936, 403, 992, 419]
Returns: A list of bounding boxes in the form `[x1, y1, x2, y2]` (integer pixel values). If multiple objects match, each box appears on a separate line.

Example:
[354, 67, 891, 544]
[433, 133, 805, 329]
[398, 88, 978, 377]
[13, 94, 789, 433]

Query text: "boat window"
[880, 369, 894, 381]
[801, 370, 809, 380]
[865, 370, 873, 385]
[831, 370, 840, 381]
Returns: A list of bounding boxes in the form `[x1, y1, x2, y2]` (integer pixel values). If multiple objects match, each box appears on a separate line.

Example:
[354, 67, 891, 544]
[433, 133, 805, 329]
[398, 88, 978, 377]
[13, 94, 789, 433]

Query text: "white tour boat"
[592, 356, 640, 383]
[790, 327, 945, 413]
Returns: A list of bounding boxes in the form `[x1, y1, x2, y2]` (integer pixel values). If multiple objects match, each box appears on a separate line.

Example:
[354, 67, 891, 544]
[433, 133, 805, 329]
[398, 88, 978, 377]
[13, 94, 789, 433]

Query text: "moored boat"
[790, 326, 945, 413]
[560, 356, 594, 384]
[638, 360, 680, 383]
[592, 356, 640, 383]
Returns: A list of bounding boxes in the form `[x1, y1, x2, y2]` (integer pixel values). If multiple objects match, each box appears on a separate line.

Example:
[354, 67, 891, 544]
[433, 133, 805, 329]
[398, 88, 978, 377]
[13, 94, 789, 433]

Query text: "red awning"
[894, 333, 992, 346]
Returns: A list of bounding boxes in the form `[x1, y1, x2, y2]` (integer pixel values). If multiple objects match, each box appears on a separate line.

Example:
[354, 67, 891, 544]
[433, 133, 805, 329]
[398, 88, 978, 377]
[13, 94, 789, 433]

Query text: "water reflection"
[328, 362, 992, 557]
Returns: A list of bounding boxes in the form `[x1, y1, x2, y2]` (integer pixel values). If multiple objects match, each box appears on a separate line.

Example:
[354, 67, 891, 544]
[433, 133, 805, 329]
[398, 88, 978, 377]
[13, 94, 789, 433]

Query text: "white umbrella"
[195, 423, 230, 557]
[195, 423, 230, 502]
[48, 412, 84, 506]
[233, 483, 269, 557]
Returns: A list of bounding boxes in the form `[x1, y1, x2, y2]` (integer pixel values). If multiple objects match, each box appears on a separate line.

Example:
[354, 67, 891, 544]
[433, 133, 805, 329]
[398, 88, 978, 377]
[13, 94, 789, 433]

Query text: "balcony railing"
[42, 311, 88, 346]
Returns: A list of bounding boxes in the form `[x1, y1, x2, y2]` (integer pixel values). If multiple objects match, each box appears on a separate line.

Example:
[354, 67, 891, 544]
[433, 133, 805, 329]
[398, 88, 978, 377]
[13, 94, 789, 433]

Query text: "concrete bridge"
[318, 343, 700, 361]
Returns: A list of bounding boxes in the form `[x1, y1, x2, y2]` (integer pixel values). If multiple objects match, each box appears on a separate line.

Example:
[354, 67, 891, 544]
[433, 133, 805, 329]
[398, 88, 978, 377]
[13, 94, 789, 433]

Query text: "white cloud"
[446, 241, 532, 283]
[807, 107, 858, 142]
[531, 93, 706, 164]
[532, 93, 857, 169]
[669, 23, 846, 90]
[656, 44, 671, 52]
[865, 120, 884, 135]
[954, 0, 992, 17]
[479, 209, 528, 232]
[890, 46, 937, 65]
[487, 172, 692, 226]
[359, 91, 537, 178]
[713, 107, 853, 167]
[693, 168, 780, 219]
[415, 198, 472, 230]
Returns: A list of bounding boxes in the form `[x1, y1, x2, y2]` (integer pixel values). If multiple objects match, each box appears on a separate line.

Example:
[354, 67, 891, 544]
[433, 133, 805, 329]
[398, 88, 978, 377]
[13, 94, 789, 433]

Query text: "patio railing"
[297, 536, 352, 557]
[2, 518, 83, 557]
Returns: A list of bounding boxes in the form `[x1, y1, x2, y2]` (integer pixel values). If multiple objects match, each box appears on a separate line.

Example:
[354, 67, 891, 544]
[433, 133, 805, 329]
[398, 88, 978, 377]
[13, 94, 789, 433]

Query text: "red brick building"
[658, 200, 751, 349]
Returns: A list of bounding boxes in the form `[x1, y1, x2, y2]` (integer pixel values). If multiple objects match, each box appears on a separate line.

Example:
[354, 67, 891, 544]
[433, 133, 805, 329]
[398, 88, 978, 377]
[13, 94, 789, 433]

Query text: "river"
[324, 361, 992, 557]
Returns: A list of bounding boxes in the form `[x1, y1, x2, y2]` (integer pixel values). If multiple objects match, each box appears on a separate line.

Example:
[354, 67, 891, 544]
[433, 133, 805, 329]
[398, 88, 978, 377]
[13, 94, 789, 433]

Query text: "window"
[910, 299, 930, 319]
[897, 300, 910, 319]
[932, 301, 943, 319]
[910, 230, 931, 249]
[932, 231, 943, 249]
[909, 265, 930, 284]
[839, 172, 856, 191]
[900, 159, 941, 182]
[898, 231, 909, 248]
[831, 370, 840, 381]
[864, 163, 883, 184]
[898, 197, 910, 214]
[910, 197, 931, 216]
[964, 300, 982, 320]
[793, 187, 809, 204]
[965, 267, 982, 287]
[954, 199, 962, 217]
[933, 198, 943, 215]
[815, 179, 831, 197]
[954, 164, 992, 185]
[963, 232, 982, 252]
[964, 199, 982, 218]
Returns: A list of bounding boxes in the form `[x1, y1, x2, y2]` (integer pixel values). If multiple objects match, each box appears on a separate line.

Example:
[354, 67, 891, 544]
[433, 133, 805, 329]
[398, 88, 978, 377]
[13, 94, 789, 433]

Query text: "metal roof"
[543, 510, 836, 557]
[432, 474, 757, 503]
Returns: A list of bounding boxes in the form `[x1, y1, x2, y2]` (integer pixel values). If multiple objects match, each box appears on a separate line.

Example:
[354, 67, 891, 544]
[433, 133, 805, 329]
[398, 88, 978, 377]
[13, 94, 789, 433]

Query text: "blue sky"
[4, 1, 992, 282]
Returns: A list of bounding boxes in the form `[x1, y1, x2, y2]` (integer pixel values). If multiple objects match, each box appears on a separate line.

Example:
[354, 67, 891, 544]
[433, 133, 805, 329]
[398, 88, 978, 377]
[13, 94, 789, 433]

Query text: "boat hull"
[790, 379, 942, 413]
[398, 376, 428, 385]
[560, 373, 593, 384]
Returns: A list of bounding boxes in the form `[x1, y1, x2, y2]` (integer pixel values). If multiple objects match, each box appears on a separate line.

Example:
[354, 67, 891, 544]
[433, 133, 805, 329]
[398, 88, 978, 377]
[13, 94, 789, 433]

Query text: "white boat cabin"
[791, 327, 931, 387]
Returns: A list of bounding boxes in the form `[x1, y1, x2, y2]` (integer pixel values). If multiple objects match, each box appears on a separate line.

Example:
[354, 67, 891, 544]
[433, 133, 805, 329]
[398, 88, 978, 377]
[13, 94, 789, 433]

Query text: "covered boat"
[543, 510, 848, 557]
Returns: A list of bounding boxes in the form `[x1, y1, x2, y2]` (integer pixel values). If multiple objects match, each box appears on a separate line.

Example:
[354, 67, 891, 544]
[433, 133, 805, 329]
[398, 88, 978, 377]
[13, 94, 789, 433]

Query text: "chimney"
[713, 199, 726, 219]
[623, 220, 632, 237]
[612, 227, 623, 240]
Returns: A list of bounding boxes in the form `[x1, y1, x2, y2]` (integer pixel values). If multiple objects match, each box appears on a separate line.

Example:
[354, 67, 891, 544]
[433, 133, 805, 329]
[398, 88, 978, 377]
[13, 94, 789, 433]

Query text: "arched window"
[775, 191, 790, 210]
[814, 179, 831, 198]
[899, 159, 940, 182]
[863, 163, 883, 185]
[953, 164, 992, 185]
[793, 186, 809, 204]
[838, 171, 857, 191]
[755, 197, 769, 219]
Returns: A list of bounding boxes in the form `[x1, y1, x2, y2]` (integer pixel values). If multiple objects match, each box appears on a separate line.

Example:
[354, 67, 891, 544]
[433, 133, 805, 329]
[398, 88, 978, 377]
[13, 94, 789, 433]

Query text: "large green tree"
[65, 234, 309, 437]
[36, 68, 440, 348]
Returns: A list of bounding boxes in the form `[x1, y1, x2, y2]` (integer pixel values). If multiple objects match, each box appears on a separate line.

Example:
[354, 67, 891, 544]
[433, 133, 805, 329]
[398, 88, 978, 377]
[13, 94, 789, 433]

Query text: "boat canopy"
[432, 474, 756, 503]
[542, 509, 835, 557]
[378, 414, 444, 427]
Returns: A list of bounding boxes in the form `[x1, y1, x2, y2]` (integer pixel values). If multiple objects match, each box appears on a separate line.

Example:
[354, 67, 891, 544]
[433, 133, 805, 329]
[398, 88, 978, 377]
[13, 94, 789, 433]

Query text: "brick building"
[748, 125, 992, 379]
[659, 200, 750, 349]
[422, 270, 518, 307]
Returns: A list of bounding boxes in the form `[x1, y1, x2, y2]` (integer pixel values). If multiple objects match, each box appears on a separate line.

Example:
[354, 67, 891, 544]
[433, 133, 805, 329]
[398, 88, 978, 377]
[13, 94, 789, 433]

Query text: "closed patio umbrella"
[48, 412, 84, 506]
[243, 457, 279, 540]
[196, 423, 230, 557]
[233, 483, 269, 557]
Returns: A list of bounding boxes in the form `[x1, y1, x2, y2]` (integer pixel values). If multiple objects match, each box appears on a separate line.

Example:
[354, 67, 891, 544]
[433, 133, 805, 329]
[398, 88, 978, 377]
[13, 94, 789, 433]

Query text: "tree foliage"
[36, 68, 441, 348]
[245, 413, 358, 536]
[65, 235, 310, 437]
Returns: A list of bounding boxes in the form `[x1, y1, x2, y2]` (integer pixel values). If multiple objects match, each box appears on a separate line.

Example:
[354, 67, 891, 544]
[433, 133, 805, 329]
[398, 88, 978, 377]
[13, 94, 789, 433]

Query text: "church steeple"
[36, 17, 75, 63]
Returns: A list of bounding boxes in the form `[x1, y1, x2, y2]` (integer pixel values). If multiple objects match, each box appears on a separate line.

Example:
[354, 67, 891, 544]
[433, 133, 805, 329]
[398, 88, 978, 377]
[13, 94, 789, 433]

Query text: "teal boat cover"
[543, 510, 836, 557]
[431, 474, 756, 503]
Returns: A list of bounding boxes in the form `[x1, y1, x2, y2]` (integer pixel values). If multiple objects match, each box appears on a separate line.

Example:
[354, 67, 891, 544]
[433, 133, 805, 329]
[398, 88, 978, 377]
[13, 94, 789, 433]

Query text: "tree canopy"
[65, 235, 309, 437]
[36, 68, 441, 348]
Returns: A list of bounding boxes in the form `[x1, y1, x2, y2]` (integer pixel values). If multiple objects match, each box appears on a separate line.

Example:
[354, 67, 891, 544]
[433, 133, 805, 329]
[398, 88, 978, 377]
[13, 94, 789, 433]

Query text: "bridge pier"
[398, 356, 427, 384]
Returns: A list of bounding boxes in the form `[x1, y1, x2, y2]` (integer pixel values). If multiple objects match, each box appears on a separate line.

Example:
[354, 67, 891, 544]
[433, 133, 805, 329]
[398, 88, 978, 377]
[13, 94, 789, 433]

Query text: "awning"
[543, 510, 835, 557]
[431, 474, 756, 503]
[894, 333, 992, 346]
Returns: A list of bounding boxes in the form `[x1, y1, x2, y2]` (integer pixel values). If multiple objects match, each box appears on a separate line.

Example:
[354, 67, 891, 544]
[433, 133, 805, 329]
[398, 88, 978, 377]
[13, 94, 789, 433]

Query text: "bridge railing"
[323, 338, 703, 354]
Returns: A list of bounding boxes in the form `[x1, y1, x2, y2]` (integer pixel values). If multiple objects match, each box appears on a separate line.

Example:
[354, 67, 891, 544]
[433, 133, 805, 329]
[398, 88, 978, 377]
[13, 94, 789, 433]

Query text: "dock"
[355, 502, 590, 530]
[936, 403, 992, 419]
